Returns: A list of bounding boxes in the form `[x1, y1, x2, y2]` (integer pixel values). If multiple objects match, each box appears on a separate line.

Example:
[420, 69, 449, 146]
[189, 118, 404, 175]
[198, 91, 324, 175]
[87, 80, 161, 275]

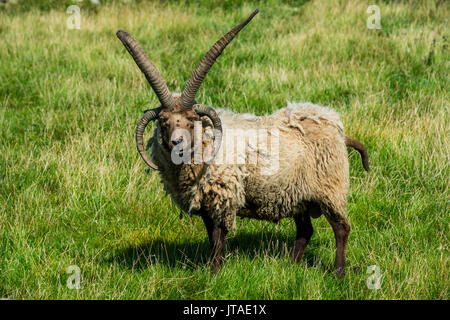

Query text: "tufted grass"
[0, 0, 448, 299]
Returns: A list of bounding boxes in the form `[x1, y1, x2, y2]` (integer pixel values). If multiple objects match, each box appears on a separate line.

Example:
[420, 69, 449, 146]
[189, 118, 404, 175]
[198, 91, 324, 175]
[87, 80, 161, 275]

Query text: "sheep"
[116, 9, 369, 276]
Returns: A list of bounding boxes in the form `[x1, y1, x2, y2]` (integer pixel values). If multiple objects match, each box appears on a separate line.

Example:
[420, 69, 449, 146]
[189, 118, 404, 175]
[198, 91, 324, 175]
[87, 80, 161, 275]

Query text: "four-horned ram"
[116, 9, 369, 277]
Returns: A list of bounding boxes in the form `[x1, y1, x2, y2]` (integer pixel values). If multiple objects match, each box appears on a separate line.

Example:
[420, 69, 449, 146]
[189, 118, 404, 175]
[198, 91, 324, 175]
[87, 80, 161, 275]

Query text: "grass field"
[0, 0, 448, 299]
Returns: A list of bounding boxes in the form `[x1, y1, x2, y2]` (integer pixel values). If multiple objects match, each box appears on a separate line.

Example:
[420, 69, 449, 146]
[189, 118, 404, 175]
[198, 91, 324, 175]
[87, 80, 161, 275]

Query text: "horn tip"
[245, 9, 259, 23]
[116, 30, 128, 39]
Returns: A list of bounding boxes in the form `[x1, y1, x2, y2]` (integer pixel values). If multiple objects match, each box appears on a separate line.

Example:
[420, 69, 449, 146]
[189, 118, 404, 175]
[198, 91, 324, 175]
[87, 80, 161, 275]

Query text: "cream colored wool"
[150, 101, 349, 232]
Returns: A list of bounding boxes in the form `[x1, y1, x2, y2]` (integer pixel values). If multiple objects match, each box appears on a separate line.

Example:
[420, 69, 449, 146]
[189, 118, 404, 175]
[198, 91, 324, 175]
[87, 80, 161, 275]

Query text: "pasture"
[0, 0, 448, 299]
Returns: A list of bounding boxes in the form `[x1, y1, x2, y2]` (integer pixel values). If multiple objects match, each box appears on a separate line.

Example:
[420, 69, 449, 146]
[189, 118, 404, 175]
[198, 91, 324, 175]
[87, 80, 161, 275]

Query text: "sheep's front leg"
[211, 225, 227, 273]
[291, 214, 313, 263]
[202, 215, 227, 273]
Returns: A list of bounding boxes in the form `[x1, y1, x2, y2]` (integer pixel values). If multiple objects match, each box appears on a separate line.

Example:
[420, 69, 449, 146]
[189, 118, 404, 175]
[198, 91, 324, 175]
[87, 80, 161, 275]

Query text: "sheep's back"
[215, 102, 349, 220]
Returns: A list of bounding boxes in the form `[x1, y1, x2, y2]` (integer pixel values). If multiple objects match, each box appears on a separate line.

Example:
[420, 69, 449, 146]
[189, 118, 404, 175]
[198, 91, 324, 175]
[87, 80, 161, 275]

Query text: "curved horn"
[136, 107, 163, 171]
[180, 9, 259, 109]
[193, 104, 223, 162]
[117, 30, 175, 108]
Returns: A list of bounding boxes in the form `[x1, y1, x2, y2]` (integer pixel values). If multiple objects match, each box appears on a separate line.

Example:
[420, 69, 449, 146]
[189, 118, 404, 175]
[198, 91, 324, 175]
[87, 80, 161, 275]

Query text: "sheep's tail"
[345, 136, 370, 172]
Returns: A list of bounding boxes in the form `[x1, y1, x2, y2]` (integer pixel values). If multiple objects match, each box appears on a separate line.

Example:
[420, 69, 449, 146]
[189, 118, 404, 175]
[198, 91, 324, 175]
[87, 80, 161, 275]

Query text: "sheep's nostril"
[171, 137, 183, 146]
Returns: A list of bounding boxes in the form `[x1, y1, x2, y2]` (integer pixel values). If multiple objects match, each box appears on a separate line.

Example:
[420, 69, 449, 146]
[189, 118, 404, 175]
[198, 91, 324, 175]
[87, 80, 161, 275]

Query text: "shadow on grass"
[104, 229, 327, 272]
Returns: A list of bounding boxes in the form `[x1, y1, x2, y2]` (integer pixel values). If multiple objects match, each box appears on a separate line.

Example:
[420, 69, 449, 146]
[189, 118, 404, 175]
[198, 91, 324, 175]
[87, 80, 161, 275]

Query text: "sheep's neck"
[176, 163, 206, 191]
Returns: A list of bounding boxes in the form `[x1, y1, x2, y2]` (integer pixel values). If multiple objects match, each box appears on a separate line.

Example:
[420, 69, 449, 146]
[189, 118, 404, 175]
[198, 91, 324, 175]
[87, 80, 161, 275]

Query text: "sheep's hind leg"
[326, 215, 350, 277]
[291, 214, 313, 263]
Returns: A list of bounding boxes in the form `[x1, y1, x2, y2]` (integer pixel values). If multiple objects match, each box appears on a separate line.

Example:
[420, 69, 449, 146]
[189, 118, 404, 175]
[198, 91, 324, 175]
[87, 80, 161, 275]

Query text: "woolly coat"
[150, 102, 350, 232]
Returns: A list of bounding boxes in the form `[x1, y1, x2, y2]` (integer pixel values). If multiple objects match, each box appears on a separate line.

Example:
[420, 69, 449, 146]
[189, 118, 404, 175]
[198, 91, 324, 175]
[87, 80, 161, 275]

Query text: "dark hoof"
[335, 267, 346, 278]
[213, 265, 221, 274]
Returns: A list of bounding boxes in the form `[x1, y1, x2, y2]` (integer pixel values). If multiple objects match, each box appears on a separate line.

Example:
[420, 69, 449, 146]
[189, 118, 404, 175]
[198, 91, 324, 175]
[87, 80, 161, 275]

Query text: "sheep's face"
[158, 104, 200, 158]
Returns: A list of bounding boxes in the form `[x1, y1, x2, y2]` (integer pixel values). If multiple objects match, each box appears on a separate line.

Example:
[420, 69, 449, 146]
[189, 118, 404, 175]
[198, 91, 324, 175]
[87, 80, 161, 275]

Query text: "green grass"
[0, 0, 448, 299]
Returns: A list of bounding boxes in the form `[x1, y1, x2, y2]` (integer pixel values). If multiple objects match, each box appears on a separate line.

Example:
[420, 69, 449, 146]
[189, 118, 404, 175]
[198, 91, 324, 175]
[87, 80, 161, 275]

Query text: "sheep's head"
[117, 9, 259, 170]
[156, 98, 200, 157]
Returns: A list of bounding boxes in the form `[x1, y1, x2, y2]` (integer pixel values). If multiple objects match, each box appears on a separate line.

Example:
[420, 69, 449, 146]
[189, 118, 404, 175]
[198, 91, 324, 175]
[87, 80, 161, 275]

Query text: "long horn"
[136, 107, 163, 170]
[117, 30, 175, 108]
[180, 9, 259, 109]
[193, 104, 223, 162]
